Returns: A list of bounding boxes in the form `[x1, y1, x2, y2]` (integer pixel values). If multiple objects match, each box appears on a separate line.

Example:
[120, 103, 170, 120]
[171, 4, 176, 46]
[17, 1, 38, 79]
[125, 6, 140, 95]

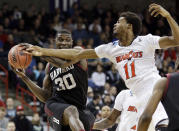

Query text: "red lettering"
[139, 51, 143, 58]
[131, 125, 136, 130]
[127, 106, 137, 112]
[115, 51, 143, 63]
[116, 56, 121, 63]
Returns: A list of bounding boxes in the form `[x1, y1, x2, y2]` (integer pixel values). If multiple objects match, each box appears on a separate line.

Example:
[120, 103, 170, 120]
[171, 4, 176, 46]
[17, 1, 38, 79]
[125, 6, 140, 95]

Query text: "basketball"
[8, 45, 32, 69]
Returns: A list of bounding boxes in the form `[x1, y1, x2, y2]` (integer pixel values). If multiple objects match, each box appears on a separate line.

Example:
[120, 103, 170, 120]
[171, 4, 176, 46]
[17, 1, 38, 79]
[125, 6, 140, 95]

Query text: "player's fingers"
[150, 8, 160, 16]
[149, 5, 159, 12]
[149, 3, 159, 7]
[19, 43, 31, 48]
[154, 12, 160, 17]
[23, 51, 32, 55]
[10, 66, 18, 74]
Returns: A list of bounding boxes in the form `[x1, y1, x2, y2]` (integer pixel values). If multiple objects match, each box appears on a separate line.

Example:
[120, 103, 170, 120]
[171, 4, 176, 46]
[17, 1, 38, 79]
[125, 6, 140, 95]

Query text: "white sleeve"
[95, 44, 110, 58]
[113, 91, 126, 111]
[146, 34, 161, 50]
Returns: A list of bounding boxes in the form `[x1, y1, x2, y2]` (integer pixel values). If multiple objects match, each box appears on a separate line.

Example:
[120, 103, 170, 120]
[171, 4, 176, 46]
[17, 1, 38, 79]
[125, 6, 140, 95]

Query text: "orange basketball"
[8, 45, 32, 69]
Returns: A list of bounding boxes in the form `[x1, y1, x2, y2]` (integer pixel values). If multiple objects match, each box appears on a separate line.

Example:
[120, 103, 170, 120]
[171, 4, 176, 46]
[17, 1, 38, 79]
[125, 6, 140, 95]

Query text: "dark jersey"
[49, 62, 88, 110]
[161, 72, 179, 131]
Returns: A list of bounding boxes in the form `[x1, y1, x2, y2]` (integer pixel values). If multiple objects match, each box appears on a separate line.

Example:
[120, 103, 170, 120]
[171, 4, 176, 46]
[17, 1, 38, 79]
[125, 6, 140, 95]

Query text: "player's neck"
[119, 32, 135, 46]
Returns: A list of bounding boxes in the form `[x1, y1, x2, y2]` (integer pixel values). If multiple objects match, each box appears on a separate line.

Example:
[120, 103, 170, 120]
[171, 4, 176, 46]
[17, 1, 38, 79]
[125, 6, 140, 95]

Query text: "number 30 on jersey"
[55, 73, 76, 91]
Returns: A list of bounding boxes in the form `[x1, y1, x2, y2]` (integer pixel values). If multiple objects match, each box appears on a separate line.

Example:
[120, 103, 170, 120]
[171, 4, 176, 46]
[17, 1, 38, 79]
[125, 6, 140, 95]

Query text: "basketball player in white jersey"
[25, 3, 179, 130]
[93, 89, 155, 131]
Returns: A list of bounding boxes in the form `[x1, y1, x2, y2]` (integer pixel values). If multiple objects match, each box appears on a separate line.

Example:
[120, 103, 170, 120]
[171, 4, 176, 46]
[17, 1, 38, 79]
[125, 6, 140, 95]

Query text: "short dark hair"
[57, 29, 71, 35]
[120, 11, 142, 37]
[93, 94, 101, 100]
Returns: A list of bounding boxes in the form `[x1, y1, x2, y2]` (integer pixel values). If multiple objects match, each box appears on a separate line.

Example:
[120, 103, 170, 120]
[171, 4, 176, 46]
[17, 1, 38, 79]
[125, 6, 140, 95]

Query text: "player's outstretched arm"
[11, 63, 52, 103]
[93, 109, 121, 130]
[25, 45, 99, 61]
[149, 3, 179, 48]
[137, 77, 167, 131]
[41, 46, 87, 68]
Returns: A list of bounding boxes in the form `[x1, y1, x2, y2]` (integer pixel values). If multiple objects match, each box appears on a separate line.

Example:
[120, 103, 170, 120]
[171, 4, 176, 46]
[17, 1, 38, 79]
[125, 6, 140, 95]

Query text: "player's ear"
[127, 23, 133, 30]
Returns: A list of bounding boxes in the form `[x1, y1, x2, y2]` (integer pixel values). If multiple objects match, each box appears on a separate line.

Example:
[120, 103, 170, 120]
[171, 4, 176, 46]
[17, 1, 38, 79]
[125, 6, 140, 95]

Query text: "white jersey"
[114, 90, 155, 131]
[95, 34, 161, 96]
[114, 90, 138, 131]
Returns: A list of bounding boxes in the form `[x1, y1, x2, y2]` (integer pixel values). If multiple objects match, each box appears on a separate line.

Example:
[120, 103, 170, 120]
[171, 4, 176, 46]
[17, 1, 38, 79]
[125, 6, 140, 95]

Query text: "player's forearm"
[42, 48, 98, 60]
[21, 76, 51, 103]
[42, 48, 80, 60]
[93, 118, 115, 130]
[166, 14, 179, 43]
[137, 116, 152, 131]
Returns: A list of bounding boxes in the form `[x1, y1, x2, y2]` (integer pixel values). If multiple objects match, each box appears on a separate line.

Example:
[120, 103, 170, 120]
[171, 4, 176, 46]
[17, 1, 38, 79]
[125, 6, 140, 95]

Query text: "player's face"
[55, 33, 73, 49]
[113, 17, 128, 38]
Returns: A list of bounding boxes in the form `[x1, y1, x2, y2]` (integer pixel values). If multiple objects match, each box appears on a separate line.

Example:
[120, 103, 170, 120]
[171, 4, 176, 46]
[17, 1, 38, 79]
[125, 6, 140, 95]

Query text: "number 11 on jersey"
[124, 61, 136, 79]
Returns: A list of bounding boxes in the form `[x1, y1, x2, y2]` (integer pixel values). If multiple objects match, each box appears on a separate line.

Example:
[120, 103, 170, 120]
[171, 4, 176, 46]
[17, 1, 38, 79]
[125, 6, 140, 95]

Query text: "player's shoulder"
[101, 41, 116, 47]
[137, 34, 153, 40]
[137, 33, 159, 41]
[116, 89, 130, 98]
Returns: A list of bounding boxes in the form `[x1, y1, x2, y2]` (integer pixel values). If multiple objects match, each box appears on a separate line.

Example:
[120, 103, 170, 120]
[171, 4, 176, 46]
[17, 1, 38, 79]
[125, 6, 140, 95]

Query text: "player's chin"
[113, 31, 118, 37]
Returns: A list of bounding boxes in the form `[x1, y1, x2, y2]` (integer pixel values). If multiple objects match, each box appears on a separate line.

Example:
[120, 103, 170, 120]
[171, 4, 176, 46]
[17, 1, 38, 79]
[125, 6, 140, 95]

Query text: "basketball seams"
[8, 45, 32, 69]
[16, 47, 23, 69]
[24, 52, 28, 68]
[11, 48, 18, 68]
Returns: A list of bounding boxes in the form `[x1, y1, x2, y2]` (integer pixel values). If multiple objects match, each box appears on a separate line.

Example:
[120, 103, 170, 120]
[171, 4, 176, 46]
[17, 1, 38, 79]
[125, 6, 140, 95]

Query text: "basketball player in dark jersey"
[11, 29, 95, 131]
[138, 56, 179, 131]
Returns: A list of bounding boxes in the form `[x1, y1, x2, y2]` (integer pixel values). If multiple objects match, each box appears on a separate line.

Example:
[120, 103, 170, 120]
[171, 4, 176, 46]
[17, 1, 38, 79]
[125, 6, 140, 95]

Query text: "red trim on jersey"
[44, 104, 54, 116]
[77, 60, 88, 71]
[162, 74, 171, 98]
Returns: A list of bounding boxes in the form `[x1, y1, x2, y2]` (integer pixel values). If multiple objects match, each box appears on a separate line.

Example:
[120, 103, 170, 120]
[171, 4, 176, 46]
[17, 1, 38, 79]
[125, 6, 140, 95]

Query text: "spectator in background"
[72, 19, 88, 41]
[3, 34, 15, 52]
[6, 98, 16, 119]
[91, 64, 106, 94]
[109, 86, 118, 102]
[33, 62, 45, 87]
[87, 86, 94, 105]
[0, 25, 8, 44]
[89, 24, 100, 47]
[12, 105, 33, 131]
[0, 92, 3, 100]
[13, 6, 22, 20]
[164, 48, 177, 60]
[98, 105, 118, 131]
[87, 94, 101, 118]
[106, 64, 120, 87]
[103, 83, 111, 94]
[32, 112, 43, 131]
[89, 18, 102, 33]
[6, 121, 16, 131]
[102, 94, 113, 108]
[52, 15, 62, 32]
[3, 17, 11, 30]
[0, 100, 9, 130]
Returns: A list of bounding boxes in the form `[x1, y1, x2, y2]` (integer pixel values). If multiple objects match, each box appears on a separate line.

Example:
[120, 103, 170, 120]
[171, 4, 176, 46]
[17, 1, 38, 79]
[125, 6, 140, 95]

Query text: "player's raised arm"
[137, 77, 167, 131]
[149, 3, 179, 48]
[93, 109, 121, 130]
[11, 63, 52, 103]
[26, 45, 99, 61]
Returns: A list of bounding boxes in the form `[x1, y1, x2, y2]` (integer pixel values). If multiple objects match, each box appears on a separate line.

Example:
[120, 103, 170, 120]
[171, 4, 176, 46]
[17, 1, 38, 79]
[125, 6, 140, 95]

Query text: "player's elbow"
[171, 36, 179, 46]
[139, 114, 152, 124]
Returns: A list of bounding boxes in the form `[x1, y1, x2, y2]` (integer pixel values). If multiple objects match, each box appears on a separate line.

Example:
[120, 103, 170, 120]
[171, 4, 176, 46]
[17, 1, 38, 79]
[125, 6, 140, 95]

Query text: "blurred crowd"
[0, 2, 179, 131]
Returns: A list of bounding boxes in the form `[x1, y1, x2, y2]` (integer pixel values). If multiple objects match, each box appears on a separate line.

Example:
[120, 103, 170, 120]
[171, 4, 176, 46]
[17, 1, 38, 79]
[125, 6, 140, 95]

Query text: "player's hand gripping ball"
[8, 44, 32, 69]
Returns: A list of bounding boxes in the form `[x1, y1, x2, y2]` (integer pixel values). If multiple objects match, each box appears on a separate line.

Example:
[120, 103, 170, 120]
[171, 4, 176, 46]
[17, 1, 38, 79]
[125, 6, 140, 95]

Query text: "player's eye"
[58, 38, 63, 42]
[66, 38, 71, 42]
